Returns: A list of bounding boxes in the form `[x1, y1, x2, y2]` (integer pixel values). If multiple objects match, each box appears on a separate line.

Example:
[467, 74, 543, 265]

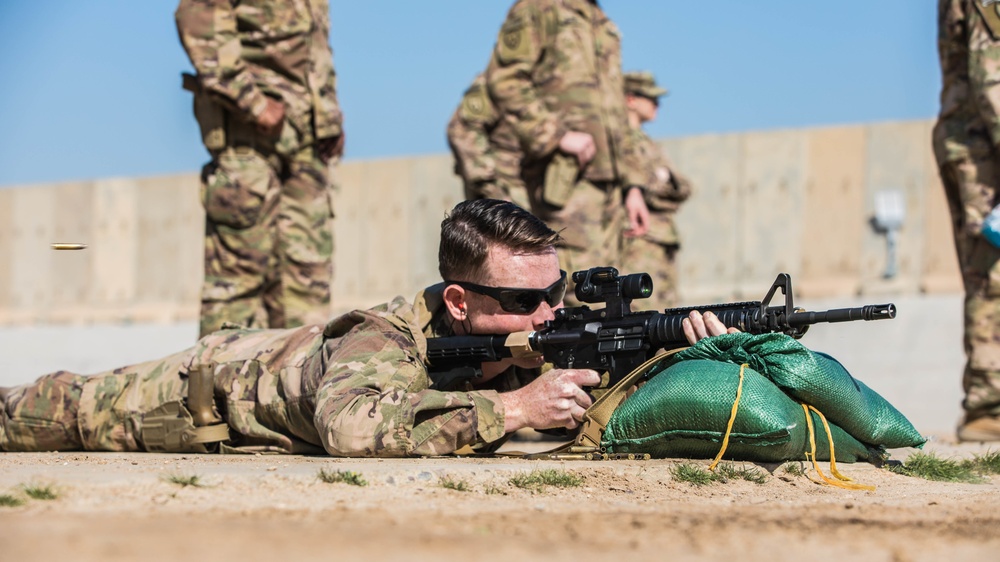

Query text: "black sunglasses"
[446, 270, 567, 314]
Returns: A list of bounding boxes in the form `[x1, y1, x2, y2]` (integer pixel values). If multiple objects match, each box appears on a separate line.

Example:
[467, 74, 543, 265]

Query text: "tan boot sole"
[957, 417, 1000, 442]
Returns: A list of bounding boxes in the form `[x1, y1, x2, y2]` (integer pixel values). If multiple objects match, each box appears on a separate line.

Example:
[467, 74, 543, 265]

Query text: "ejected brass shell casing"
[51, 243, 88, 250]
[547, 453, 605, 461]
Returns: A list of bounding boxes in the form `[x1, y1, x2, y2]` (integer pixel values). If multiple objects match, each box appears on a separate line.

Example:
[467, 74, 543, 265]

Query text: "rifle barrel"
[787, 303, 896, 326]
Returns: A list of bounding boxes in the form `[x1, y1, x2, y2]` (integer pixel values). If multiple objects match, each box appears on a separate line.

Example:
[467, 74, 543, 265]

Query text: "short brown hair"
[439, 199, 561, 281]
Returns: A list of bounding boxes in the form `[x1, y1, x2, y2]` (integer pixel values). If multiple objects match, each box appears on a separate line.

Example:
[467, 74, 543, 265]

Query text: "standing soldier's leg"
[270, 148, 334, 328]
[199, 147, 282, 338]
[941, 154, 1000, 439]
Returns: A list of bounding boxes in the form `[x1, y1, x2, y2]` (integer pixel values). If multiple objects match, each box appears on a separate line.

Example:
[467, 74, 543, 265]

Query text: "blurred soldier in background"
[485, 0, 649, 303]
[620, 71, 692, 310]
[176, 0, 344, 338]
[447, 74, 530, 210]
[933, 0, 1000, 441]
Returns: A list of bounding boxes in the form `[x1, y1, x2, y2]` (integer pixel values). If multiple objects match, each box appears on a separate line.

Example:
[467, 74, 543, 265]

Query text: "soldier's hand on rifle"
[559, 131, 596, 166]
[256, 97, 286, 135]
[682, 310, 740, 344]
[500, 368, 601, 433]
[623, 187, 650, 238]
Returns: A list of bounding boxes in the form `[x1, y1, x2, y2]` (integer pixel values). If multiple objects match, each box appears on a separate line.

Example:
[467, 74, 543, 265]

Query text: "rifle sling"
[575, 347, 688, 449]
[484, 347, 689, 459]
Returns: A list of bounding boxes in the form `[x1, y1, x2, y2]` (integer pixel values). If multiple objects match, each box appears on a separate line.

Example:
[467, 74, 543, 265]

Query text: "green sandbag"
[666, 333, 925, 449]
[602, 359, 882, 463]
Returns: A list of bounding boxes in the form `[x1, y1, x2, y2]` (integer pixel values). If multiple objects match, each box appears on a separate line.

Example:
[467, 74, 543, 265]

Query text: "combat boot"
[957, 415, 1000, 442]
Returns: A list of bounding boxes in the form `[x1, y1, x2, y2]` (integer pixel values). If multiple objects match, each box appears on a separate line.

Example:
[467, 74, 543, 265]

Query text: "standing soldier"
[447, 73, 530, 210]
[934, 0, 1000, 441]
[620, 71, 692, 309]
[485, 0, 649, 302]
[176, 0, 344, 338]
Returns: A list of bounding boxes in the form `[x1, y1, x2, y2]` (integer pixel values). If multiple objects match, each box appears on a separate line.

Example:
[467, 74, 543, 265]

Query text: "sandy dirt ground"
[0, 433, 997, 562]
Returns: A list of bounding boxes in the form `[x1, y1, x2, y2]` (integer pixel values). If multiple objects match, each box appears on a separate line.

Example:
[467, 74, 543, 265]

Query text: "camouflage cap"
[624, 71, 668, 99]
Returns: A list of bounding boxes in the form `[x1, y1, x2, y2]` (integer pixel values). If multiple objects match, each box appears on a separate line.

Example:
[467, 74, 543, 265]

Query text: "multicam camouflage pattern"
[485, 0, 644, 287]
[447, 74, 530, 209]
[934, 0, 1000, 418]
[198, 145, 333, 337]
[1, 287, 526, 456]
[485, 0, 644, 187]
[627, 127, 691, 246]
[176, 0, 340, 337]
[175, 0, 342, 142]
[0, 372, 87, 451]
[619, 127, 692, 309]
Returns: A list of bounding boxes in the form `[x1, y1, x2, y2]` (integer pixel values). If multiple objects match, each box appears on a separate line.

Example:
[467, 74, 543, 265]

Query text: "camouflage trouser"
[200, 143, 334, 338]
[940, 155, 1000, 419]
[0, 354, 189, 452]
[621, 237, 679, 310]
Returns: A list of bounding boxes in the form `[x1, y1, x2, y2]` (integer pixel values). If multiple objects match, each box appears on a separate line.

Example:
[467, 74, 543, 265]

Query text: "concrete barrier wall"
[0, 119, 959, 325]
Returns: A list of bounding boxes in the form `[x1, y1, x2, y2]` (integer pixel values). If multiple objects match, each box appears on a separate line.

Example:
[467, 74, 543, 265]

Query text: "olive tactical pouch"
[140, 363, 229, 453]
[141, 401, 229, 453]
[542, 153, 579, 208]
[975, 1, 1000, 40]
[183, 72, 227, 151]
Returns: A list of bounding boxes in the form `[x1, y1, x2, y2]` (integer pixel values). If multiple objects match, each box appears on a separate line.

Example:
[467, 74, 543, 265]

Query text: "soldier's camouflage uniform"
[0, 286, 534, 456]
[933, 0, 1000, 424]
[620, 126, 691, 310]
[176, 0, 343, 338]
[447, 74, 531, 210]
[485, 0, 646, 301]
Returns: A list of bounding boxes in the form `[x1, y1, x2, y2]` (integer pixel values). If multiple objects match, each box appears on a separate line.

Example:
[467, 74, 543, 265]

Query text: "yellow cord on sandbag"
[708, 363, 747, 471]
[801, 404, 875, 491]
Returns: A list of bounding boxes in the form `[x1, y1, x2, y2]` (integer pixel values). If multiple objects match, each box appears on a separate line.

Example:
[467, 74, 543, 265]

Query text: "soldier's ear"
[442, 284, 469, 322]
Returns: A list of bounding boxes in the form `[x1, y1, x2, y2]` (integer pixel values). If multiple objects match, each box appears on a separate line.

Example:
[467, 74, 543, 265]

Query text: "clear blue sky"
[0, 1, 939, 187]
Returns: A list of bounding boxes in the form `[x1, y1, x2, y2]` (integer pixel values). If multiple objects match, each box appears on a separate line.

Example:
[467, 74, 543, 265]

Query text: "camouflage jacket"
[447, 74, 523, 190]
[485, 0, 644, 186]
[934, 0, 1000, 163]
[188, 285, 533, 456]
[630, 127, 691, 246]
[175, 0, 343, 143]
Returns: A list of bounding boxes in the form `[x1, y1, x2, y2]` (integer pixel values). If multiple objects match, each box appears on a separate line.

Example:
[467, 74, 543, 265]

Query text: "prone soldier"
[0, 200, 729, 457]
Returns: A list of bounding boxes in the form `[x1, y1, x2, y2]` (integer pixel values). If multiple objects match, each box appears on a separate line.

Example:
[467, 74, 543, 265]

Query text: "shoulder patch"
[458, 85, 496, 124]
[497, 21, 535, 64]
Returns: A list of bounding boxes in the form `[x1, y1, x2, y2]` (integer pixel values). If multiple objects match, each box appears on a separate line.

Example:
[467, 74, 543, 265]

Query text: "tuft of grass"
[163, 474, 206, 488]
[967, 450, 1000, 475]
[716, 463, 768, 485]
[670, 463, 718, 486]
[317, 468, 368, 487]
[888, 452, 986, 484]
[0, 493, 25, 507]
[508, 469, 582, 492]
[22, 484, 59, 500]
[483, 483, 506, 495]
[782, 462, 807, 477]
[439, 476, 470, 492]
